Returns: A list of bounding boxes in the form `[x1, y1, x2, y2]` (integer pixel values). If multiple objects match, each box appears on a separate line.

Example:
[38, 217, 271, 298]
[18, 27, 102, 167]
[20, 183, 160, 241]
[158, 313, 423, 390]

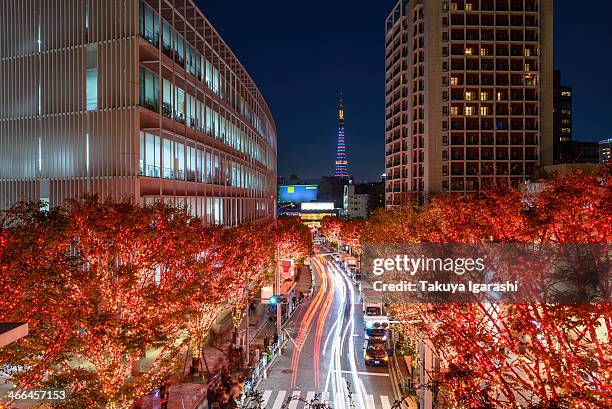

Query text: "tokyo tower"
[334, 93, 348, 178]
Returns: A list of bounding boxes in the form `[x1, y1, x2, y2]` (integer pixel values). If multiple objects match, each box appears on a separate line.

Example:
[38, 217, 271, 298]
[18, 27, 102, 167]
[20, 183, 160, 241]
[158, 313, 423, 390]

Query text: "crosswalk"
[257, 390, 393, 409]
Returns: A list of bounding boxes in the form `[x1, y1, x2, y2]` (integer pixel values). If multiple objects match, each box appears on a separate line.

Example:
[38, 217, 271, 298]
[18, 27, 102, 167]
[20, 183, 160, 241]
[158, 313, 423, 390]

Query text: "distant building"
[553, 70, 573, 163]
[558, 141, 600, 164]
[600, 139, 612, 164]
[343, 180, 385, 219]
[343, 183, 369, 219]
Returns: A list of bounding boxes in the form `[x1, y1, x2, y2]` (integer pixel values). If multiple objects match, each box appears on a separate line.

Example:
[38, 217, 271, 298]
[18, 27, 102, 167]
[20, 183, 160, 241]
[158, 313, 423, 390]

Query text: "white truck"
[360, 283, 390, 330]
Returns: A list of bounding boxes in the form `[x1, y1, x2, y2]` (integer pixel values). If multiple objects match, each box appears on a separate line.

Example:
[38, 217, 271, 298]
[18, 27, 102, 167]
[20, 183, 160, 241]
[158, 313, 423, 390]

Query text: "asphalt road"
[257, 252, 396, 409]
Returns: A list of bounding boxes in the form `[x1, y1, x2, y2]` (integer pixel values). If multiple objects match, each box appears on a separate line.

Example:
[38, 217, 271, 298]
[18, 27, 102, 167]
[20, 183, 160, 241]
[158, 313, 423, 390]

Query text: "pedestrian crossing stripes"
[256, 390, 393, 409]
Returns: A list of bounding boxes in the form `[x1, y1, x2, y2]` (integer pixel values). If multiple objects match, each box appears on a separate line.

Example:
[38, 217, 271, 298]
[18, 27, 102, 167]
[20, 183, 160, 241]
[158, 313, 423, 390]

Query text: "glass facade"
[139, 67, 269, 167]
[139, 131, 266, 191]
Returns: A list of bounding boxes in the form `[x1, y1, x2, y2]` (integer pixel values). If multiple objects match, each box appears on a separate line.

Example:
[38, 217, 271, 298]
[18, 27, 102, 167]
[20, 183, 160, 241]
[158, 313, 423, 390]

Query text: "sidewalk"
[137, 267, 313, 409]
[137, 305, 270, 409]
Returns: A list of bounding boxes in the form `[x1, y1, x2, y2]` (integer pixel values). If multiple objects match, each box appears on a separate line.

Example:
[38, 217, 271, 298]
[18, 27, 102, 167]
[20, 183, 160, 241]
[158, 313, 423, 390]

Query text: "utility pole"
[245, 279, 250, 362]
[276, 251, 282, 355]
[275, 219, 282, 355]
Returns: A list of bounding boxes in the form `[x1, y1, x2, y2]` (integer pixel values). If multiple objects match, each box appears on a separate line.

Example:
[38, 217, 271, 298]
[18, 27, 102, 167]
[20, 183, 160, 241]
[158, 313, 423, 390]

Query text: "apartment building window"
[465, 47, 473, 56]
[443, 32, 449, 42]
[480, 48, 488, 56]
[140, 132, 161, 177]
[442, 150, 448, 160]
[465, 106, 474, 115]
[442, 76, 449, 86]
[524, 48, 531, 56]
[450, 106, 458, 115]
[465, 3, 473, 10]
[480, 106, 490, 115]
[450, 77, 458, 86]
[443, 91, 449, 101]
[139, 67, 160, 112]
[442, 1, 449, 11]
[86, 47, 98, 111]
[443, 121, 449, 131]
[443, 46, 448, 56]
[443, 106, 449, 115]
[480, 91, 489, 101]
[465, 91, 475, 100]
[139, 1, 159, 46]
[561, 91, 572, 97]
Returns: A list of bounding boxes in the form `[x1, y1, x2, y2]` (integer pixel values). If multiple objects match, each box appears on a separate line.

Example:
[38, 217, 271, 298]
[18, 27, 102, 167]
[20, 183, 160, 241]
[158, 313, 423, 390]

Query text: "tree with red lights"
[275, 217, 313, 263]
[0, 198, 227, 408]
[369, 170, 612, 408]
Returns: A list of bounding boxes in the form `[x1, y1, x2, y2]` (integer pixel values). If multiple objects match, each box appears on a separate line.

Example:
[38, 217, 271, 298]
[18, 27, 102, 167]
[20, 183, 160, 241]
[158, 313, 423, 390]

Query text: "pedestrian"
[236, 345, 244, 370]
[159, 380, 169, 409]
[207, 383, 217, 409]
[273, 332, 279, 346]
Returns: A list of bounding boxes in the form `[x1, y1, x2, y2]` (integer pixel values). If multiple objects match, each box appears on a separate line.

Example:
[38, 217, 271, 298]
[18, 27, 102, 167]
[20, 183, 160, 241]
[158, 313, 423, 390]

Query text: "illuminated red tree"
[275, 217, 313, 263]
[367, 170, 612, 408]
[320, 216, 343, 246]
[0, 198, 228, 408]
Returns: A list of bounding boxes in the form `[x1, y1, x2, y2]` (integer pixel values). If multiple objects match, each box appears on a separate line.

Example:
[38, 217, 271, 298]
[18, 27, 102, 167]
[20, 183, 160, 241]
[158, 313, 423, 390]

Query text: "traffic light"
[269, 296, 279, 305]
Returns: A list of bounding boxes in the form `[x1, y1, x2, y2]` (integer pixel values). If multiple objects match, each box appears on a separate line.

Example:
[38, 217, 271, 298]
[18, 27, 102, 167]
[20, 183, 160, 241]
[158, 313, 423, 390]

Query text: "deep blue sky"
[197, 0, 612, 181]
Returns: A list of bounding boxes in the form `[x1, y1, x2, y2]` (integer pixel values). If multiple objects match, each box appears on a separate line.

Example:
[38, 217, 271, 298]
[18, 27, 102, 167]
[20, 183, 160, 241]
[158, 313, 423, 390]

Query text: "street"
[257, 251, 395, 409]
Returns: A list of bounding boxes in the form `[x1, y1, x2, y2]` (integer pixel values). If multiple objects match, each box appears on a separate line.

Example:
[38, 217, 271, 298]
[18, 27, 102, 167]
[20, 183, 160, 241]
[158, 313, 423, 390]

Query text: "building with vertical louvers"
[0, 0, 277, 226]
[385, 0, 553, 206]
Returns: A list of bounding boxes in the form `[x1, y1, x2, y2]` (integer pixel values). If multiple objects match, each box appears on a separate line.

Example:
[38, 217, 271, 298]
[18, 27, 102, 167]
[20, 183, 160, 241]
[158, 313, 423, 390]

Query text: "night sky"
[196, 0, 612, 181]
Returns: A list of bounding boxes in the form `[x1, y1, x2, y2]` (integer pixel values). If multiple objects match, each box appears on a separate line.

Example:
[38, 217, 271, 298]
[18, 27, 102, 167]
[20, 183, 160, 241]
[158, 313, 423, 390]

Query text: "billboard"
[278, 185, 318, 204]
[301, 202, 335, 211]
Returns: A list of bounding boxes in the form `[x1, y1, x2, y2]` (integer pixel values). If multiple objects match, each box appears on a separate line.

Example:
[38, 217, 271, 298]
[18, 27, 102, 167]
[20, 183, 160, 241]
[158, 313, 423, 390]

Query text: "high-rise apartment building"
[0, 0, 277, 226]
[385, 0, 553, 205]
[553, 69, 573, 163]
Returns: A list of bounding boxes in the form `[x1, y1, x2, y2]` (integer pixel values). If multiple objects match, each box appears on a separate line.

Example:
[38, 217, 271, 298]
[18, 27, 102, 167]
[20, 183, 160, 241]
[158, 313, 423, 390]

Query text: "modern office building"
[553, 69, 573, 163]
[0, 0, 277, 226]
[343, 183, 369, 219]
[385, 0, 553, 205]
[599, 138, 612, 164]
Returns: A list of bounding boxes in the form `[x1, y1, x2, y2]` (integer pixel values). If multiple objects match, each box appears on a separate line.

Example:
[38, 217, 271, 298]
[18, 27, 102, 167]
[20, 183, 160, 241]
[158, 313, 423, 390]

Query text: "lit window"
[524, 49, 531, 56]
[465, 48, 473, 56]
[451, 106, 458, 115]
[496, 91, 503, 101]
[480, 106, 489, 115]
[561, 127, 571, 133]
[561, 91, 572, 97]
[465, 3, 473, 10]
[86, 47, 97, 111]
[465, 106, 474, 115]
[480, 91, 489, 101]
[480, 48, 488, 56]
[451, 77, 458, 86]
[524, 63, 530, 72]
[465, 91, 475, 100]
